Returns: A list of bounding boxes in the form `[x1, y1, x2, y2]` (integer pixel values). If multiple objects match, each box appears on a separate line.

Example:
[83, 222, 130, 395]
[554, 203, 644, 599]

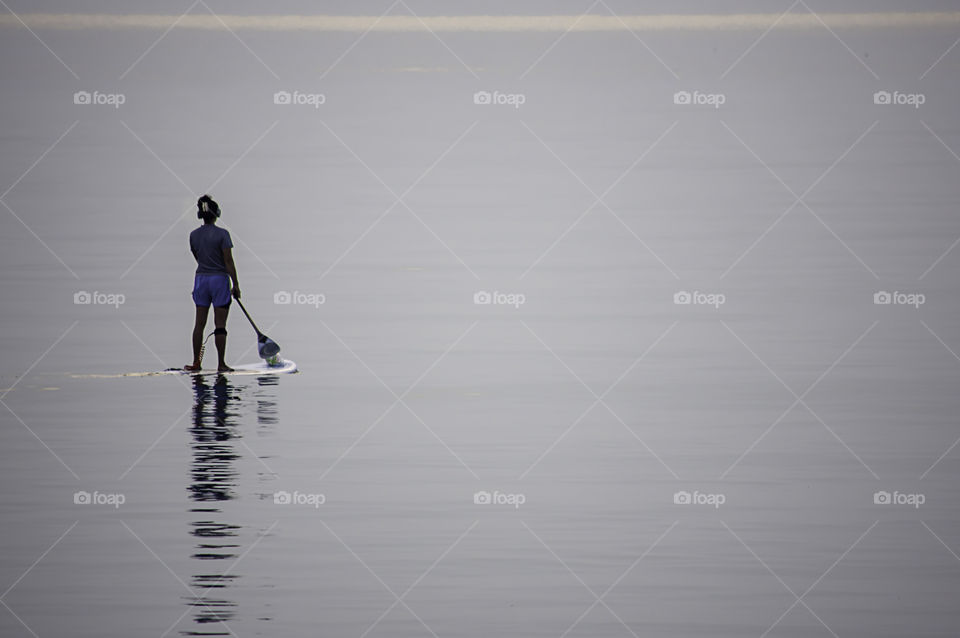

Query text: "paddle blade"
[257, 335, 280, 359]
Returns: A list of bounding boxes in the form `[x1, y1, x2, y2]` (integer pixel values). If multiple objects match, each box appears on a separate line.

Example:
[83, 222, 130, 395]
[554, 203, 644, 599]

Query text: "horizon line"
[1, 12, 960, 32]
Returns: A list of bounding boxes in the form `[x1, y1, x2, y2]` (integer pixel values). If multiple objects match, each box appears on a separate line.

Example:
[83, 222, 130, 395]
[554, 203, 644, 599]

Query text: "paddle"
[234, 297, 281, 360]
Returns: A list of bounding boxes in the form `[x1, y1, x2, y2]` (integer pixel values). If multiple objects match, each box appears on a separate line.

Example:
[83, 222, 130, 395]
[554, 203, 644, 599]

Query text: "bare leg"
[214, 305, 232, 372]
[186, 306, 210, 370]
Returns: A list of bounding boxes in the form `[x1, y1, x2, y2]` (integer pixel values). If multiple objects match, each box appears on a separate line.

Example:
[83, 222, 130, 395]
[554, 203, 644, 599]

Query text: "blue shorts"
[192, 273, 232, 308]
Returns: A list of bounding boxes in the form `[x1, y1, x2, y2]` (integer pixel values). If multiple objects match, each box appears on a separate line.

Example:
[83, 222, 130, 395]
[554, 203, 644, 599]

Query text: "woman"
[185, 194, 241, 372]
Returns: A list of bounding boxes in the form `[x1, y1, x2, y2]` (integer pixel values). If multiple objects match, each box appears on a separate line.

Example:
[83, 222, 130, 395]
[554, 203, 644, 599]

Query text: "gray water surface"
[2, 4, 960, 637]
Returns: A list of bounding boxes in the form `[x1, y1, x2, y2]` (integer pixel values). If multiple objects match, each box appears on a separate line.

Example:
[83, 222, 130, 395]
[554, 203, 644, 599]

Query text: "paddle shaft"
[234, 298, 265, 338]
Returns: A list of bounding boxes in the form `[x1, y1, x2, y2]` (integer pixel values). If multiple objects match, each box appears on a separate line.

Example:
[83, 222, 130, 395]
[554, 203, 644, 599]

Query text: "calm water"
[2, 7, 960, 637]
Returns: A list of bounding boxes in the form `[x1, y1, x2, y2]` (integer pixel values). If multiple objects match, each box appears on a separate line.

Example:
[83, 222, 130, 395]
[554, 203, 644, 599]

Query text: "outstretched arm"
[223, 247, 240, 299]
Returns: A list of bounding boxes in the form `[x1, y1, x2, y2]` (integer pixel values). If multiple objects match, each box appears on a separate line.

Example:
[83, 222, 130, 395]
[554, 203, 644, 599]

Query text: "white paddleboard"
[74, 359, 299, 378]
[164, 359, 298, 377]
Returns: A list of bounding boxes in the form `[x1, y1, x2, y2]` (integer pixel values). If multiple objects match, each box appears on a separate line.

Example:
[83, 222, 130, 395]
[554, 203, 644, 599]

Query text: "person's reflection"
[184, 374, 241, 636]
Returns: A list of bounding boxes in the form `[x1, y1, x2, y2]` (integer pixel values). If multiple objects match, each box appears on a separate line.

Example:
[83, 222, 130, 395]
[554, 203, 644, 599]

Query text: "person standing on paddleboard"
[185, 195, 240, 372]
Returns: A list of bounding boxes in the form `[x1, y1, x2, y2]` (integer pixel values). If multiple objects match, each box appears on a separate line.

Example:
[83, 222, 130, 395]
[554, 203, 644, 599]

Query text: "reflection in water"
[184, 374, 280, 635]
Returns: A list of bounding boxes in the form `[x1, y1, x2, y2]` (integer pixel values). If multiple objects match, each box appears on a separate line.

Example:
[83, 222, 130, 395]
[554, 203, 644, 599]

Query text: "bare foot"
[218, 364, 234, 373]
[184, 363, 202, 371]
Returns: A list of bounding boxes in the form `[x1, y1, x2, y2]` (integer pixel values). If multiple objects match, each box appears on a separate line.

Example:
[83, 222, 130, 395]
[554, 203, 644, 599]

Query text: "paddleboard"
[163, 359, 298, 377]
[73, 359, 298, 378]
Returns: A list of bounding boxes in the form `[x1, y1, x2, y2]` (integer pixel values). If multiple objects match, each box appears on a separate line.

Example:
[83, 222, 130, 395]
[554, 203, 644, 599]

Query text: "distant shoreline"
[2, 12, 960, 32]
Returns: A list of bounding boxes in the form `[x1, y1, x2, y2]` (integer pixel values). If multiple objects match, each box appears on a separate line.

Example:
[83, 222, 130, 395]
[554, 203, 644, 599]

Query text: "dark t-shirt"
[189, 224, 233, 275]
